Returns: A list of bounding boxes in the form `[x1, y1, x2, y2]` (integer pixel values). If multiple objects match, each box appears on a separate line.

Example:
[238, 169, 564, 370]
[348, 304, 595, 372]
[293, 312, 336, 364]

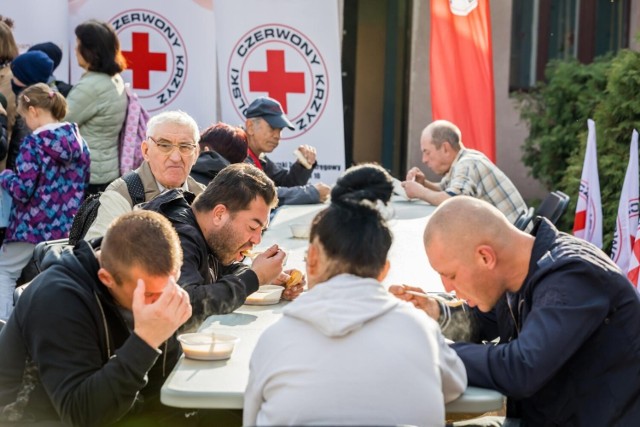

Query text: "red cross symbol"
[249, 50, 305, 113]
[122, 32, 167, 90]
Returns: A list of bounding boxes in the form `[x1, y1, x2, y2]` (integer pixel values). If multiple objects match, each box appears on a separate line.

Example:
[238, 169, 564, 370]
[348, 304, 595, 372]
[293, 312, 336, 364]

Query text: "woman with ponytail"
[0, 83, 90, 321]
[244, 163, 467, 426]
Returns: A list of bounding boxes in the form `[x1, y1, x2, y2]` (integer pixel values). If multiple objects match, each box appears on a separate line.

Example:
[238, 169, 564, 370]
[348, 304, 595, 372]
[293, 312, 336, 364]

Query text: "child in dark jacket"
[0, 83, 90, 321]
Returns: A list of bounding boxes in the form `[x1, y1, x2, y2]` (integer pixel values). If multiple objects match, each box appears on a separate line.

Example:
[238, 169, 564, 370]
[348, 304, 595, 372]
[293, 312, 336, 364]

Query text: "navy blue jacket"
[190, 150, 230, 186]
[245, 153, 320, 206]
[453, 219, 640, 426]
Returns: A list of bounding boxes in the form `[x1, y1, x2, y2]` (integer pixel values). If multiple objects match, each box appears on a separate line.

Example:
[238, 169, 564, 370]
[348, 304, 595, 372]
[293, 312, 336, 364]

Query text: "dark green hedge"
[518, 50, 640, 251]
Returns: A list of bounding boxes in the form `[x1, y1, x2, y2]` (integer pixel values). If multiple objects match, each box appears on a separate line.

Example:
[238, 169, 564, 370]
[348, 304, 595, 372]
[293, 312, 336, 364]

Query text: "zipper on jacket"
[506, 293, 521, 337]
[162, 341, 168, 377]
[94, 292, 112, 358]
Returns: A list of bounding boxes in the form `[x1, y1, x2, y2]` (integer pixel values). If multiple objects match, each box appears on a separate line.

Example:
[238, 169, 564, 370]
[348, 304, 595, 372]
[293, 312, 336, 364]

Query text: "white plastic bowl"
[245, 285, 284, 305]
[290, 223, 311, 239]
[178, 333, 239, 360]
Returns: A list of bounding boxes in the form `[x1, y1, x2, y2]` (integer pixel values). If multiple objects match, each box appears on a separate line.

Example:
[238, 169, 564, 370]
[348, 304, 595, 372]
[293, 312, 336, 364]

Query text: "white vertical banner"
[215, 0, 345, 185]
[573, 119, 603, 248]
[68, 0, 217, 129]
[3, 1, 69, 81]
[611, 130, 639, 272]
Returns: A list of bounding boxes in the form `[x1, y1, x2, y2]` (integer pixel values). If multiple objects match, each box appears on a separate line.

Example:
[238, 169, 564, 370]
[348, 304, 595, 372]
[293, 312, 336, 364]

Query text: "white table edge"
[445, 386, 505, 413]
[161, 383, 243, 409]
[161, 377, 503, 415]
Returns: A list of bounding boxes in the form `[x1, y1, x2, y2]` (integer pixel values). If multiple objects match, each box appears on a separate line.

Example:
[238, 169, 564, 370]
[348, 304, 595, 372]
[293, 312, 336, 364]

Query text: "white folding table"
[161, 200, 504, 416]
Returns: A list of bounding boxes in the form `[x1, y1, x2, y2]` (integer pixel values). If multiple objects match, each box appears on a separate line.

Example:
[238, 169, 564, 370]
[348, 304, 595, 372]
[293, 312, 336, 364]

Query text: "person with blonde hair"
[0, 83, 90, 321]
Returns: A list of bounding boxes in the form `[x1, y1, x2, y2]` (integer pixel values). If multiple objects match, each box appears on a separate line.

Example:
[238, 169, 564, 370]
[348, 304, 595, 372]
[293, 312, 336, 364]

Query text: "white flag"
[573, 119, 603, 248]
[611, 130, 639, 272]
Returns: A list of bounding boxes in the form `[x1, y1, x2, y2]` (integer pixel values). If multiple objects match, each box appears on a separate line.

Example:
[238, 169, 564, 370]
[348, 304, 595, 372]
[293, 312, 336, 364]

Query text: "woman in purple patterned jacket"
[0, 83, 90, 321]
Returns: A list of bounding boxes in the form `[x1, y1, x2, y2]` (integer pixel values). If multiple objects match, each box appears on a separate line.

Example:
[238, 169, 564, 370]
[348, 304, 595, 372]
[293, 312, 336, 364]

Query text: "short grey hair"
[424, 120, 462, 150]
[247, 117, 263, 127]
[146, 110, 200, 143]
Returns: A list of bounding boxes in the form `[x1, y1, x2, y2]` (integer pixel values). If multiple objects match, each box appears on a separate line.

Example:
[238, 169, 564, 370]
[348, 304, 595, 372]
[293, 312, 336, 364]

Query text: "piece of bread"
[285, 269, 303, 288]
[293, 148, 313, 169]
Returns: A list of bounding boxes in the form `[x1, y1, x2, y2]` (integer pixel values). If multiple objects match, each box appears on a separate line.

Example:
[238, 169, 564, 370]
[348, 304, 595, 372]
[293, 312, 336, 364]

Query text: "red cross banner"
[430, 0, 496, 161]
[68, 0, 217, 128]
[215, 0, 346, 185]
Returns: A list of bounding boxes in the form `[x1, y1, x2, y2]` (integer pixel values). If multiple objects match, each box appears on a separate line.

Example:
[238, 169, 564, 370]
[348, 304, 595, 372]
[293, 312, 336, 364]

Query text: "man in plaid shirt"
[402, 120, 527, 224]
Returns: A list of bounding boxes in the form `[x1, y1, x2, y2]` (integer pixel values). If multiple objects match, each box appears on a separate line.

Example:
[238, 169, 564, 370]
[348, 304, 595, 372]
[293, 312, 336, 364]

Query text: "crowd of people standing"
[0, 16, 323, 323]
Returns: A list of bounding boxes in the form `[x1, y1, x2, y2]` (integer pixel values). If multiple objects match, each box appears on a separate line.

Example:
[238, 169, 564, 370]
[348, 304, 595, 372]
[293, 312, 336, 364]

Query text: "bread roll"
[285, 269, 303, 288]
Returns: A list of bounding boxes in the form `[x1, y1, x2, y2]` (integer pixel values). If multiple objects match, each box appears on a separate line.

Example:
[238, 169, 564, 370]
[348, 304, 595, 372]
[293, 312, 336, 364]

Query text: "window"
[510, 0, 630, 91]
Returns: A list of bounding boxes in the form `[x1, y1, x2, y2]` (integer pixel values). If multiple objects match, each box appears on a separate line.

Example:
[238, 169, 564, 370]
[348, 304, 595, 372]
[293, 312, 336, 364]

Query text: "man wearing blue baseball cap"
[244, 97, 330, 205]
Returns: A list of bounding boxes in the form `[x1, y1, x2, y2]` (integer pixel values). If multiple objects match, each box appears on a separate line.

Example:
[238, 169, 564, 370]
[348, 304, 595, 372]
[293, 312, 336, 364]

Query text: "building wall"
[407, 1, 547, 201]
[406, 1, 432, 179]
[632, 0, 640, 52]
[491, 2, 545, 201]
[352, 1, 387, 164]
[406, 0, 640, 202]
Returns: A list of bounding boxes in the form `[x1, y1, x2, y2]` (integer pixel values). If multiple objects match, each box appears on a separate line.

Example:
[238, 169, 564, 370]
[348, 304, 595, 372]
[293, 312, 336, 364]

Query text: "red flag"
[573, 119, 603, 248]
[430, 0, 495, 160]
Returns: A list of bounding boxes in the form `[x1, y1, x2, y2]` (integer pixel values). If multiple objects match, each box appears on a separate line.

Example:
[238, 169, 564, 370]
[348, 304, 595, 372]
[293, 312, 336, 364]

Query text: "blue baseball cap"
[245, 97, 295, 130]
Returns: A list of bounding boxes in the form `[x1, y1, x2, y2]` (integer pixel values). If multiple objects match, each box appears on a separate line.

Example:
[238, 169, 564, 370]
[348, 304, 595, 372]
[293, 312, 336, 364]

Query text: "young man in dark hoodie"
[392, 196, 640, 426]
[0, 210, 192, 426]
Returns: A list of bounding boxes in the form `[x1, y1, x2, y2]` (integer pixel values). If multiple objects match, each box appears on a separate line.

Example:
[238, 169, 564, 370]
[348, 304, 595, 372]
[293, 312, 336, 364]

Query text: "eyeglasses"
[148, 136, 197, 155]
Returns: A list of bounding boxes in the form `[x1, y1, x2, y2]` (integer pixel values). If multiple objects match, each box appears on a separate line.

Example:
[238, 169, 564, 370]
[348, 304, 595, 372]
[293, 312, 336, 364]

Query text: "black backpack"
[68, 171, 145, 245]
[17, 172, 145, 290]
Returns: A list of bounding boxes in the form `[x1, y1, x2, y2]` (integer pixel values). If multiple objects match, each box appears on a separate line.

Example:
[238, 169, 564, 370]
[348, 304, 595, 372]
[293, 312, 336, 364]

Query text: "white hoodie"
[243, 274, 467, 426]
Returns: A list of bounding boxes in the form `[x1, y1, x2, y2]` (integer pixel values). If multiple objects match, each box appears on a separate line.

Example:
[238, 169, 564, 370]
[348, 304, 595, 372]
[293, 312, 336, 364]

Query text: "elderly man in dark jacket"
[143, 163, 304, 329]
[0, 211, 191, 426]
[392, 196, 640, 426]
[243, 97, 330, 206]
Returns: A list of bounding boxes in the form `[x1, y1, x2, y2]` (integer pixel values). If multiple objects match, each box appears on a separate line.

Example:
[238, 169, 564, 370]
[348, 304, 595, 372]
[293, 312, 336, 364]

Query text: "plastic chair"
[514, 206, 535, 230]
[535, 191, 570, 224]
